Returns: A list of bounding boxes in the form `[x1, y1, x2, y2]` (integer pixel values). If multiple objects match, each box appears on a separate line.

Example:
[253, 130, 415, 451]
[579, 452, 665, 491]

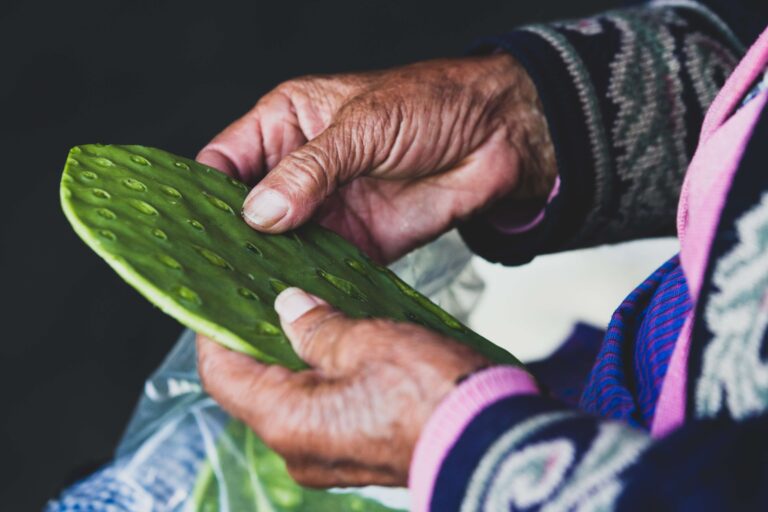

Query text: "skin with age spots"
[197, 288, 491, 487]
[196, 55, 553, 487]
[198, 54, 556, 264]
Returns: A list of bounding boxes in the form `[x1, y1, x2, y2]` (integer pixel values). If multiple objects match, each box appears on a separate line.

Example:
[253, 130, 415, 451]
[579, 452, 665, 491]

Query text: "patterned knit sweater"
[408, 1, 768, 511]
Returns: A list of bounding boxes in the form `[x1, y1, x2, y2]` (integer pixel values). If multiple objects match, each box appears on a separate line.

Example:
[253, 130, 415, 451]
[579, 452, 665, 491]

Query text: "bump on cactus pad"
[61, 144, 520, 369]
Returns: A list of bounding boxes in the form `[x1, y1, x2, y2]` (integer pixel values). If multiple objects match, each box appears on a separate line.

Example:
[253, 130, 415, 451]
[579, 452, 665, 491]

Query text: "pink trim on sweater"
[678, 27, 768, 260]
[489, 178, 561, 234]
[699, 28, 768, 143]
[406, 27, 768, 511]
[408, 366, 538, 512]
[652, 91, 767, 437]
[653, 26, 768, 438]
[651, 314, 693, 438]
[678, 92, 768, 301]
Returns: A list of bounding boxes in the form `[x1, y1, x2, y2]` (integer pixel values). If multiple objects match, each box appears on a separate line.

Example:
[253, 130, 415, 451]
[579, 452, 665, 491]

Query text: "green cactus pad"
[61, 144, 520, 370]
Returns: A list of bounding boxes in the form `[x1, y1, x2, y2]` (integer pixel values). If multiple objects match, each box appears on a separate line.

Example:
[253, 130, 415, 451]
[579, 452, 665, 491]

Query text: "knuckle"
[247, 393, 287, 441]
[258, 78, 311, 113]
[341, 93, 391, 133]
[273, 75, 329, 104]
[238, 367, 286, 424]
[286, 74, 324, 91]
[353, 318, 396, 338]
[273, 77, 307, 97]
[339, 92, 401, 164]
[340, 319, 396, 359]
[285, 464, 313, 487]
[281, 148, 333, 196]
[196, 352, 215, 391]
[257, 420, 283, 448]
[279, 75, 351, 115]
[297, 311, 345, 359]
[198, 366, 211, 392]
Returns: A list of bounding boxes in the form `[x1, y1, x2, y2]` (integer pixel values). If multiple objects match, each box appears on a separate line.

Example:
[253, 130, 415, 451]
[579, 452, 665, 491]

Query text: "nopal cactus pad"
[61, 144, 521, 370]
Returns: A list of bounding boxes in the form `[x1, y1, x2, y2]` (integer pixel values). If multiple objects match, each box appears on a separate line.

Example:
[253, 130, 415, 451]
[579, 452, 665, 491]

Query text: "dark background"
[0, 0, 612, 509]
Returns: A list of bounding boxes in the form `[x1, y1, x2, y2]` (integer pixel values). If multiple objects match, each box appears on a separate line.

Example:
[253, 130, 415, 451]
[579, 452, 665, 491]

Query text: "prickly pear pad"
[61, 144, 521, 369]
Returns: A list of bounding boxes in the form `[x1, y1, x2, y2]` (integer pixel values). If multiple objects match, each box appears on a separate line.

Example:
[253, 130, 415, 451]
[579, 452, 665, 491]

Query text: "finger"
[196, 334, 314, 423]
[241, 113, 389, 232]
[285, 459, 404, 488]
[196, 110, 265, 183]
[197, 91, 309, 185]
[274, 287, 361, 372]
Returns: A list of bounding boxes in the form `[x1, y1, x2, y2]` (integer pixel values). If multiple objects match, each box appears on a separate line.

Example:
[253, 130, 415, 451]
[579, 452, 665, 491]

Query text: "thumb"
[275, 287, 359, 372]
[241, 118, 384, 232]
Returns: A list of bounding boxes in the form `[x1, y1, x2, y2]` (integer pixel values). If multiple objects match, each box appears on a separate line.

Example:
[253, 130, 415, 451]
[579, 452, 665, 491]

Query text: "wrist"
[489, 53, 558, 205]
[408, 365, 539, 512]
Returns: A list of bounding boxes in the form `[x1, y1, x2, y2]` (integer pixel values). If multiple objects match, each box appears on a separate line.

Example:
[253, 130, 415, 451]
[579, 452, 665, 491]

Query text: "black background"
[0, 0, 612, 509]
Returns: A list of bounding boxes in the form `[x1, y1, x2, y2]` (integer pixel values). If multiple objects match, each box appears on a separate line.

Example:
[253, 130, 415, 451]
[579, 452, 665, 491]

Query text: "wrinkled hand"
[197, 54, 555, 263]
[197, 287, 490, 487]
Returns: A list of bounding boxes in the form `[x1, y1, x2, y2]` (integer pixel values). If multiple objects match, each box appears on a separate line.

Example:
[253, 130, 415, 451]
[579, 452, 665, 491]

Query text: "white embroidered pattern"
[541, 423, 647, 512]
[461, 415, 649, 512]
[461, 412, 577, 512]
[523, 5, 737, 248]
[551, 18, 605, 37]
[697, 193, 768, 419]
[684, 32, 739, 109]
[603, 9, 689, 240]
[488, 440, 575, 509]
[651, 0, 745, 51]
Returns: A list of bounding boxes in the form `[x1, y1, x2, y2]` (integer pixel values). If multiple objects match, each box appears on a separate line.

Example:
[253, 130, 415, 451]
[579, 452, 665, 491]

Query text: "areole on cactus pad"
[60, 144, 521, 370]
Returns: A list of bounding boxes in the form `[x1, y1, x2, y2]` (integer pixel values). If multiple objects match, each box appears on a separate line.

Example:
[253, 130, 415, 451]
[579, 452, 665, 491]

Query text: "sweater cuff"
[459, 28, 596, 266]
[461, 5, 742, 264]
[408, 366, 539, 512]
[488, 177, 561, 234]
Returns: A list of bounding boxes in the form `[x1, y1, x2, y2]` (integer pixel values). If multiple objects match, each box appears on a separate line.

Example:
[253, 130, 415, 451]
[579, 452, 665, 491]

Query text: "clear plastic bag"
[48, 231, 484, 512]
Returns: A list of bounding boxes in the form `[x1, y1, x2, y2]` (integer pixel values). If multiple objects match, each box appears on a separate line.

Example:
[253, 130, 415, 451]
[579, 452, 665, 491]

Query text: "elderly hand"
[197, 54, 555, 263]
[196, 287, 490, 487]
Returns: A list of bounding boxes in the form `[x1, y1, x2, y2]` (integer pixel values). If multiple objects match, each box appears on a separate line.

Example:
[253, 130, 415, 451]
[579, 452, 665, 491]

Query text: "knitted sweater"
[410, 2, 768, 511]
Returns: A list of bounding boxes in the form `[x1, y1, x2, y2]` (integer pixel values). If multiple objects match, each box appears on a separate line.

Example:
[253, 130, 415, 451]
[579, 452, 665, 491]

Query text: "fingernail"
[243, 189, 289, 228]
[275, 288, 323, 323]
